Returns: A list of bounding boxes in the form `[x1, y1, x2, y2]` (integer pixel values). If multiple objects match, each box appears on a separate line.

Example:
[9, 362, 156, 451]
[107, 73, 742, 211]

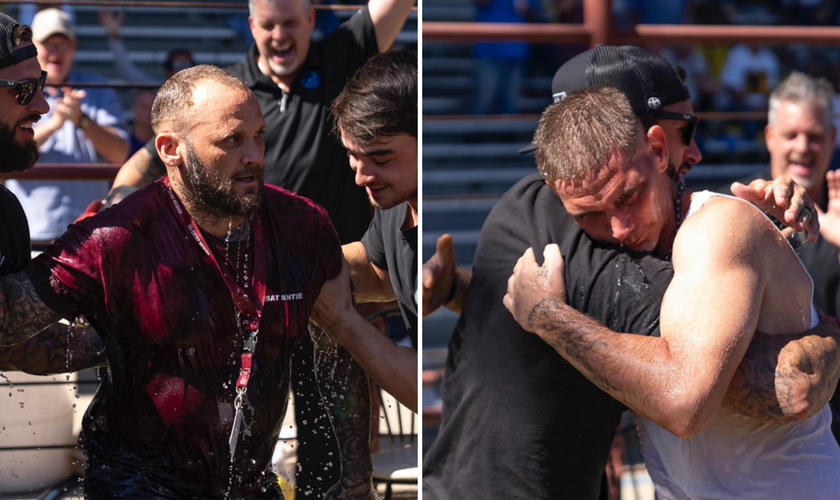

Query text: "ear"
[646, 125, 669, 175]
[248, 15, 255, 32]
[307, 7, 316, 30]
[155, 133, 182, 169]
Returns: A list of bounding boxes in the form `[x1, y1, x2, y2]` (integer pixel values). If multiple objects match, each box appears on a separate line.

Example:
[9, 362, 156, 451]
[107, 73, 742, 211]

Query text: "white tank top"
[635, 191, 840, 500]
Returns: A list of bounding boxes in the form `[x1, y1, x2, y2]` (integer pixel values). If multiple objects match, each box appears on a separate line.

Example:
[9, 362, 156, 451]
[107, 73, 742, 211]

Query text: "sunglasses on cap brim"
[643, 110, 699, 147]
[0, 70, 47, 105]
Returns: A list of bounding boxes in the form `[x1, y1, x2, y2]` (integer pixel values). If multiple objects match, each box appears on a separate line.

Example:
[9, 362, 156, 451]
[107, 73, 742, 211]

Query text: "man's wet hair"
[331, 51, 417, 145]
[535, 87, 641, 181]
[151, 64, 250, 134]
[769, 71, 834, 127]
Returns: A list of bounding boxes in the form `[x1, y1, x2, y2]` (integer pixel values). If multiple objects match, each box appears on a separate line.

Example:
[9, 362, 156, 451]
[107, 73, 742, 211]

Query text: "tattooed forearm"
[1, 271, 62, 347]
[0, 322, 105, 375]
[726, 328, 840, 422]
[310, 322, 375, 500]
[527, 298, 618, 394]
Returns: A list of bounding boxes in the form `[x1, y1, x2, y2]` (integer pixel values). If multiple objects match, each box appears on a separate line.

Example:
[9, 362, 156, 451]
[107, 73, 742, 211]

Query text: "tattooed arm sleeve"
[309, 322, 375, 500]
[0, 322, 106, 374]
[725, 320, 840, 423]
[0, 271, 62, 347]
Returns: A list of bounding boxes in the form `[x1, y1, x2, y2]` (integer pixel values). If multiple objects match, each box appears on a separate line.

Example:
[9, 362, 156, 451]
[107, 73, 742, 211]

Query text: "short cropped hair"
[331, 51, 417, 144]
[11, 24, 32, 47]
[768, 71, 834, 127]
[151, 65, 250, 134]
[535, 87, 641, 181]
[249, 0, 311, 18]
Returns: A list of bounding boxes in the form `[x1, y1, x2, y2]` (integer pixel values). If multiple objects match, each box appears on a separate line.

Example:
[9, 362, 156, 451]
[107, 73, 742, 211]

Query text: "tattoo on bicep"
[309, 322, 373, 498]
[527, 298, 618, 393]
[725, 334, 805, 423]
[0, 323, 105, 375]
[1, 272, 62, 347]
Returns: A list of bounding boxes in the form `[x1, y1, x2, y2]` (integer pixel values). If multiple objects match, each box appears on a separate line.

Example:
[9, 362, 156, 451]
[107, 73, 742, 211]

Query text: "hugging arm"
[309, 323, 376, 500]
[505, 204, 794, 437]
[0, 271, 62, 347]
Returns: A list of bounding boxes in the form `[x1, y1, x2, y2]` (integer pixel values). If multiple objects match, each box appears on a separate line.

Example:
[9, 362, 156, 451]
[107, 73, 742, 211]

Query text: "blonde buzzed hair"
[535, 87, 640, 181]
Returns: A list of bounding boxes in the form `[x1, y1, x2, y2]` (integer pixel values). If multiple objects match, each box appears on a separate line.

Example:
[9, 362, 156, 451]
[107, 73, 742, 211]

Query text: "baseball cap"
[0, 12, 38, 70]
[520, 45, 690, 153]
[31, 9, 76, 44]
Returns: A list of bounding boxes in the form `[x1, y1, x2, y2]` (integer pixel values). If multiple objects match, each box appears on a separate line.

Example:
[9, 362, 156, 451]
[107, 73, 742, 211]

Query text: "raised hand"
[816, 170, 840, 248]
[731, 175, 819, 241]
[98, 7, 125, 39]
[422, 234, 457, 317]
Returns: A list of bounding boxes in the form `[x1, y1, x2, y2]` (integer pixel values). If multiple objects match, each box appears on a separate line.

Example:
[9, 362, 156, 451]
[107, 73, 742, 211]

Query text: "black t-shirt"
[144, 8, 377, 244]
[361, 203, 417, 348]
[0, 183, 31, 276]
[422, 174, 673, 500]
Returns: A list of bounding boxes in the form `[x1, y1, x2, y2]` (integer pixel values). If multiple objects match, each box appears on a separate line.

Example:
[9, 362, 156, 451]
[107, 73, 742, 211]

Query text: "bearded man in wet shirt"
[0, 65, 375, 500]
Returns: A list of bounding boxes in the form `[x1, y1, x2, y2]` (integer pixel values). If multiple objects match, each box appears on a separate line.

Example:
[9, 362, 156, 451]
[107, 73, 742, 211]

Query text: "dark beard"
[0, 120, 39, 173]
[181, 141, 264, 216]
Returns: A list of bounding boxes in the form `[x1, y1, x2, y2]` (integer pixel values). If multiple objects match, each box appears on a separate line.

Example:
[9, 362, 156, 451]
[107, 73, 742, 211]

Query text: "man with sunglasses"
[423, 45, 840, 500]
[5, 8, 128, 244]
[0, 13, 49, 277]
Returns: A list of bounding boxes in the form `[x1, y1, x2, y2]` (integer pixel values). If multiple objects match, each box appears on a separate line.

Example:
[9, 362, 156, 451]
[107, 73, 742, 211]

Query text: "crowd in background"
[471, 0, 840, 165]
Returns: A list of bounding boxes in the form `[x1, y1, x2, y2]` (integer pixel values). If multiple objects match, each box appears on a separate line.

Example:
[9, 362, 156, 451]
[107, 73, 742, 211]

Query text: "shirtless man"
[504, 86, 840, 499]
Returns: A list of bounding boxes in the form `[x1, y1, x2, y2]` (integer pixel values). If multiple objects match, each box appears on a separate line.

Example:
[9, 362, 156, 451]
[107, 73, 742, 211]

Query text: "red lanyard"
[162, 177, 268, 457]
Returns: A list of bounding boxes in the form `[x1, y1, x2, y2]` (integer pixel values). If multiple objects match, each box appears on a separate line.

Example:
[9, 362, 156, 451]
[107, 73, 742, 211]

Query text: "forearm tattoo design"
[309, 322, 374, 499]
[0, 322, 105, 374]
[527, 298, 618, 394]
[1, 272, 62, 347]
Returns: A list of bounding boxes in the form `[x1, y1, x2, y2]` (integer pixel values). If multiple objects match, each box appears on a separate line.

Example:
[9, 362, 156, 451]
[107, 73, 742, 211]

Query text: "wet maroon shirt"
[27, 181, 341, 498]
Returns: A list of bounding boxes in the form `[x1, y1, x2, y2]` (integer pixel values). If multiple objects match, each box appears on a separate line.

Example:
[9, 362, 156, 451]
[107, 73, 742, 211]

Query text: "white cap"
[31, 9, 76, 43]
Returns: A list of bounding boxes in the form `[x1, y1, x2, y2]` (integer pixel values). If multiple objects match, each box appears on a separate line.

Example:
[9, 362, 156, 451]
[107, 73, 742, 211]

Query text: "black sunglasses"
[0, 70, 47, 105]
[643, 110, 699, 146]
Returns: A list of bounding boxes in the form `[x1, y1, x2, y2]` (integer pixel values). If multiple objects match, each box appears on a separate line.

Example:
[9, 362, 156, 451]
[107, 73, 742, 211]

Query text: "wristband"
[445, 276, 458, 306]
[820, 316, 840, 329]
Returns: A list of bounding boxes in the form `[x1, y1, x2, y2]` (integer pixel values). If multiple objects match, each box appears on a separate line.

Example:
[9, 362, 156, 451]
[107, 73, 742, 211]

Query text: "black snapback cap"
[520, 45, 689, 153]
[0, 13, 37, 71]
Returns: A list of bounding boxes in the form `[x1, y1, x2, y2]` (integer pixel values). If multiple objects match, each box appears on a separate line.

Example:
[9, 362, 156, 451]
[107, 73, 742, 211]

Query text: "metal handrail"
[0, 163, 121, 181]
[5, 0, 416, 11]
[423, 22, 840, 45]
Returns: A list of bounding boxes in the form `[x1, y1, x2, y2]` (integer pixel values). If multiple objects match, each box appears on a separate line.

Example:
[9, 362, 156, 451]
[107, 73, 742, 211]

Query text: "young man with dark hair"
[0, 13, 49, 276]
[313, 51, 418, 412]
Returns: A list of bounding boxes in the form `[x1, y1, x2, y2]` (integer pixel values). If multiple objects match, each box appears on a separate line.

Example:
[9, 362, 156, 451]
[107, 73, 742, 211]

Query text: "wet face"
[35, 34, 75, 85]
[342, 132, 418, 210]
[766, 100, 836, 194]
[0, 49, 50, 173]
[552, 134, 675, 255]
[178, 84, 267, 215]
[249, 0, 315, 86]
[656, 100, 702, 177]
